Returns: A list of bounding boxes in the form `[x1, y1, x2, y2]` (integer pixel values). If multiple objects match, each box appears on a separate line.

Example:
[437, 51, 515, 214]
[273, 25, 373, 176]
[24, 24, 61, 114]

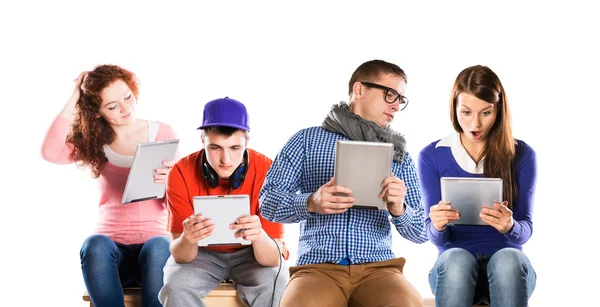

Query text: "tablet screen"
[440, 177, 502, 226]
[333, 140, 393, 210]
[193, 195, 251, 247]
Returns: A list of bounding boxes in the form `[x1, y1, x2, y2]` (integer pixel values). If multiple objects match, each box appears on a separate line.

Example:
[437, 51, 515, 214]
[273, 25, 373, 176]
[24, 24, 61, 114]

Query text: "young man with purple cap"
[158, 97, 288, 307]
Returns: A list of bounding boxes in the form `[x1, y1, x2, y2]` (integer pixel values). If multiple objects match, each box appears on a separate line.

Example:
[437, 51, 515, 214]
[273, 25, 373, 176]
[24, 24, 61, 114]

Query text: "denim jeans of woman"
[80, 234, 171, 307]
[429, 247, 536, 307]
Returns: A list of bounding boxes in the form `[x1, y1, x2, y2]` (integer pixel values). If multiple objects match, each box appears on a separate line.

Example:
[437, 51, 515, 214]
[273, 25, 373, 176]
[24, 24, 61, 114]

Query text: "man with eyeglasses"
[259, 59, 427, 307]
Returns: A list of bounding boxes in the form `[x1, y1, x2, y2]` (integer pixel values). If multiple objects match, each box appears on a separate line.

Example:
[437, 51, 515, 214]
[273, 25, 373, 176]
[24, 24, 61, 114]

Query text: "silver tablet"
[333, 140, 393, 210]
[121, 139, 180, 204]
[440, 177, 503, 226]
[193, 195, 251, 247]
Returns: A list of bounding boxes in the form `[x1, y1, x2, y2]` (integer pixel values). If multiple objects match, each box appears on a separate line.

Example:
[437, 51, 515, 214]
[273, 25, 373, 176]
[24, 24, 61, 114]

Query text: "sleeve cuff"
[429, 223, 448, 238]
[390, 203, 415, 227]
[293, 193, 313, 220]
[505, 219, 522, 240]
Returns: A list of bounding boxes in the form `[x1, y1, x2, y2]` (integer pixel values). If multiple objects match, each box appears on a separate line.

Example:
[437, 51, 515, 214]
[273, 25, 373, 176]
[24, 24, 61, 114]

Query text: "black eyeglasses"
[360, 82, 409, 111]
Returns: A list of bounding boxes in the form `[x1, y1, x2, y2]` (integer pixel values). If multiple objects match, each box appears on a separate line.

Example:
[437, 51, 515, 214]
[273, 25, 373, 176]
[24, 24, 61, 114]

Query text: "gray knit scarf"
[322, 102, 406, 162]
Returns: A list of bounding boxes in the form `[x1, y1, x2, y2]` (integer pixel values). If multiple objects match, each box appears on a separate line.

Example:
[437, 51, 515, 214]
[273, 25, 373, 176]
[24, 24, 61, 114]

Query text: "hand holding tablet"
[428, 200, 460, 231]
[193, 195, 251, 247]
[229, 215, 264, 242]
[153, 160, 175, 184]
[480, 200, 514, 233]
[121, 139, 180, 204]
[333, 140, 394, 210]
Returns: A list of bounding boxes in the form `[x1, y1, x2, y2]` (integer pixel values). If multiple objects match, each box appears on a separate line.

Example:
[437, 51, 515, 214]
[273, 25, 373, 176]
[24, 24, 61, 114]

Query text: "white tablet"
[193, 195, 251, 247]
[121, 139, 180, 204]
[333, 140, 393, 210]
[440, 177, 503, 226]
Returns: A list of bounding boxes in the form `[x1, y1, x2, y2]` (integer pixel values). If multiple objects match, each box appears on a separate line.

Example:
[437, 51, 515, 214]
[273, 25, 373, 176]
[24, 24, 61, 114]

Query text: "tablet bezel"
[440, 177, 503, 226]
[193, 195, 252, 247]
[333, 140, 394, 210]
[121, 139, 180, 204]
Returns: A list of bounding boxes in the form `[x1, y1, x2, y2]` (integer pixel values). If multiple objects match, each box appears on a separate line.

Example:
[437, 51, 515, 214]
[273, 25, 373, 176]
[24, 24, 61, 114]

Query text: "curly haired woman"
[41, 64, 178, 307]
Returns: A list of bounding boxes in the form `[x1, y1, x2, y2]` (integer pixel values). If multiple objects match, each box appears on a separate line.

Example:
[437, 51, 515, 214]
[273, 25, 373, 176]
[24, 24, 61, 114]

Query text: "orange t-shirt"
[167, 148, 287, 256]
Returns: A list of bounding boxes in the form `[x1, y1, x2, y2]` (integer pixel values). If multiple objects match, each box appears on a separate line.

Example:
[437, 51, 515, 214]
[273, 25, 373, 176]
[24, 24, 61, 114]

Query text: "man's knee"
[235, 263, 288, 286]
[160, 264, 190, 298]
[162, 261, 216, 298]
[351, 269, 423, 307]
[279, 272, 345, 307]
[280, 286, 344, 307]
[234, 265, 288, 305]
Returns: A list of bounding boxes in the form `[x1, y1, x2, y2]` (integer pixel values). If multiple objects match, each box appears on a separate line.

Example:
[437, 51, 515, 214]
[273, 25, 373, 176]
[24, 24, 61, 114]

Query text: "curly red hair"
[67, 64, 139, 178]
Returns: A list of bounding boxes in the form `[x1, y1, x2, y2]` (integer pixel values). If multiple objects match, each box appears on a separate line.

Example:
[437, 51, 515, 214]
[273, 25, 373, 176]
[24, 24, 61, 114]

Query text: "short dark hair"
[201, 126, 241, 137]
[348, 59, 407, 95]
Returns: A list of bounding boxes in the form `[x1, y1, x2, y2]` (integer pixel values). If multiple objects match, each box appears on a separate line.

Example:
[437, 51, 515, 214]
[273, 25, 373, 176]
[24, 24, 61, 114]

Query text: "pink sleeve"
[40, 116, 74, 165]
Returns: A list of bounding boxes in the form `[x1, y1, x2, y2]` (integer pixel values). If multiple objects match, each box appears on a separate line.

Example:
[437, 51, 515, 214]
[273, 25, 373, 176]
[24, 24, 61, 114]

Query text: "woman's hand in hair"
[60, 71, 89, 120]
[68, 71, 88, 105]
[480, 201, 514, 233]
[154, 160, 175, 184]
[429, 201, 460, 231]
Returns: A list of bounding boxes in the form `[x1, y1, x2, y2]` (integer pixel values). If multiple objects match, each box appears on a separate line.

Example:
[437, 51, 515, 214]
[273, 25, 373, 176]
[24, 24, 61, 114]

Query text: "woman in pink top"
[41, 65, 177, 307]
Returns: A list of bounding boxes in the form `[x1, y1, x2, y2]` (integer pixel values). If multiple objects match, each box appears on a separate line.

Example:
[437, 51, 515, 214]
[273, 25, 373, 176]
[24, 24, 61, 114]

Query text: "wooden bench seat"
[83, 282, 244, 307]
[423, 298, 490, 307]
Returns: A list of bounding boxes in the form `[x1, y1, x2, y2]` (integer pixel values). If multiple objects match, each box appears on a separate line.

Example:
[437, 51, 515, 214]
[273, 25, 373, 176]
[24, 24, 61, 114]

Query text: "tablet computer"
[440, 177, 503, 226]
[121, 139, 180, 204]
[333, 140, 393, 210]
[193, 195, 251, 247]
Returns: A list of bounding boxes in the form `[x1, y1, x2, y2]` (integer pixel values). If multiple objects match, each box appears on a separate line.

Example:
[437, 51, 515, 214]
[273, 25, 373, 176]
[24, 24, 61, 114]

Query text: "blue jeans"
[429, 247, 536, 307]
[80, 234, 171, 307]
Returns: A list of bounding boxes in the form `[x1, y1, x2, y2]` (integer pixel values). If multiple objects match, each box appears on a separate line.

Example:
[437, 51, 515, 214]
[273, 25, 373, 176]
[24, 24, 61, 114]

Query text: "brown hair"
[348, 59, 407, 96]
[202, 126, 240, 137]
[67, 64, 139, 178]
[449, 65, 517, 206]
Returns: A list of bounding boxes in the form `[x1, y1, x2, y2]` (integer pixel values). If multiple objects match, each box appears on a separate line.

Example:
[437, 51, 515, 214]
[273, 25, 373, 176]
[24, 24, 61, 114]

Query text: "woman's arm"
[504, 142, 537, 244]
[418, 144, 452, 246]
[40, 72, 87, 164]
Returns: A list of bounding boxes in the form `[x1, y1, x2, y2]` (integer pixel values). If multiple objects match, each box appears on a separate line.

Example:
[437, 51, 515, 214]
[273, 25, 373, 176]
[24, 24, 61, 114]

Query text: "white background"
[1, 1, 598, 306]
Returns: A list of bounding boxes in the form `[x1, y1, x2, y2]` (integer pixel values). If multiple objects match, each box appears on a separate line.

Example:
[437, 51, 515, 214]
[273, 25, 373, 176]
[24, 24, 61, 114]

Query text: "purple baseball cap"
[197, 97, 250, 131]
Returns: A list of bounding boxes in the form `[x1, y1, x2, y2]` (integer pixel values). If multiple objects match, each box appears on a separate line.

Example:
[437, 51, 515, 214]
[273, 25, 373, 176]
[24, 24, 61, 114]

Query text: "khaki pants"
[280, 257, 423, 307]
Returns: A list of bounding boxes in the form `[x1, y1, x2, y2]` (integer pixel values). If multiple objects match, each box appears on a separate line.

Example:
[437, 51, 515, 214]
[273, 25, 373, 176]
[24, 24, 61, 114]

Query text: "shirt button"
[349, 227, 354, 231]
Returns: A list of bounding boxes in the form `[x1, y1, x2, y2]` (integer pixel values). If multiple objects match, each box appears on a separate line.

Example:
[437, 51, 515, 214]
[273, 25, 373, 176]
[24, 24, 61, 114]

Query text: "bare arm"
[230, 216, 283, 267]
[169, 215, 215, 264]
[252, 233, 283, 267]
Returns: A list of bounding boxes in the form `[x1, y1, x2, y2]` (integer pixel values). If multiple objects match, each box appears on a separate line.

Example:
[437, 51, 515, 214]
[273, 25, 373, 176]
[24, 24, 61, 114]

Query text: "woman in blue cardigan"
[418, 65, 537, 307]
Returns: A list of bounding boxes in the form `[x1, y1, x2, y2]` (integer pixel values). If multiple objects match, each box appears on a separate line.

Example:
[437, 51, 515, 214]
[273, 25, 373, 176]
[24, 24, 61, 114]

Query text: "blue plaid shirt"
[259, 127, 427, 266]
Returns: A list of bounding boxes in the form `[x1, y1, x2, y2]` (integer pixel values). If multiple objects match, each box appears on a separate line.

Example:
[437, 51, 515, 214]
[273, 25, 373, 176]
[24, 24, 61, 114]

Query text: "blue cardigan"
[418, 132, 537, 256]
